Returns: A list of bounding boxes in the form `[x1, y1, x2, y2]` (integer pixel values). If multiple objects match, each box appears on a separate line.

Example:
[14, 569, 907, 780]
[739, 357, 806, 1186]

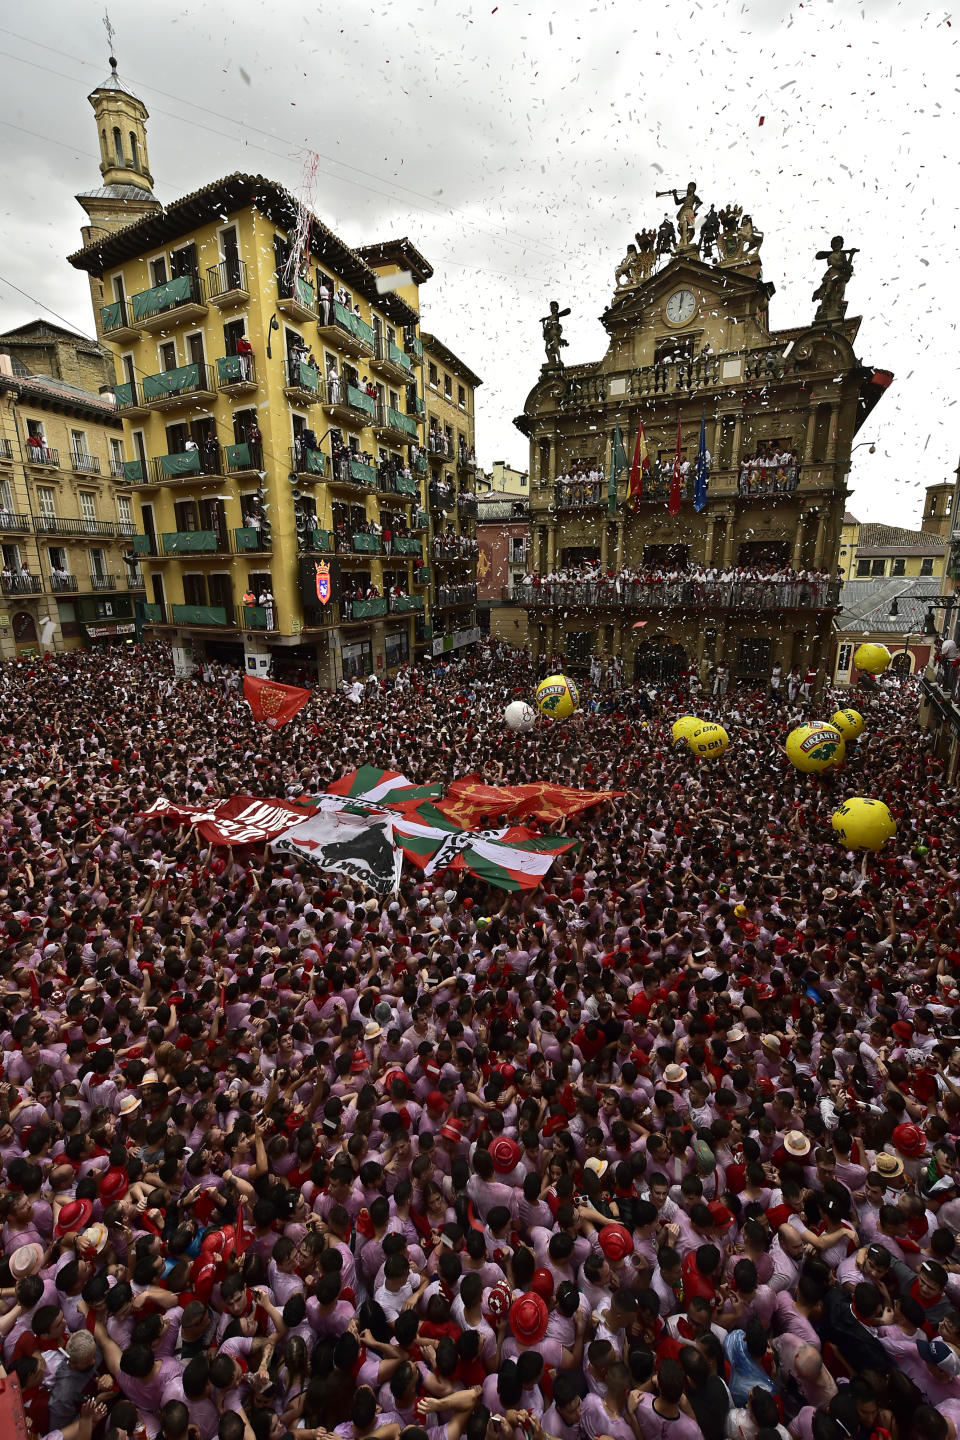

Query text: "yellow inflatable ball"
[832, 796, 897, 851]
[535, 673, 581, 720]
[785, 722, 846, 773]
[831, 708, 864, 742]
[688, 722, 730, 758]
[854, 643, 892, 675]
[672, 716, 701, 746]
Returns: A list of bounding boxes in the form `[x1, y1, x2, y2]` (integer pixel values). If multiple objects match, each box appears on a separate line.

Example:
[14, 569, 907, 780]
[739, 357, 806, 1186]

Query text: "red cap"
[892, 1122, 926, 1158]
[598, 1222, 635, 1261]
[439, 1119, 462, 1142]
[509, 1292, 549, 1345]
[426, 1090, 446, 1112]
[531, 1268, 555, 1299]
[55, 1198, 93, 1237]
[773, 936, 791, 955]
[707, 1201, 735, 1231]
[892, 1021, 914, 1042]
[351, 1048, 368, 1074]
[99, 1168, 129, 1204]
[490, 1136, 522, 1175]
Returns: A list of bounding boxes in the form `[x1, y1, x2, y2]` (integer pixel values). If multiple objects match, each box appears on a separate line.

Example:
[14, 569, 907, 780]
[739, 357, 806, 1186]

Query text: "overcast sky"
[0, 0, 956, 526]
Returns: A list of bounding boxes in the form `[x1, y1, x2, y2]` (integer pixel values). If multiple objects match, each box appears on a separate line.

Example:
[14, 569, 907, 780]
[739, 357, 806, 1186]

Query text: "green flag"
[608, 424, 628, 516]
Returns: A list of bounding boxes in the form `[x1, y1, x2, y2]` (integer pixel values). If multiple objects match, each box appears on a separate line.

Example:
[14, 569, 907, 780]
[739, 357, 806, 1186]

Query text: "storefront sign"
[84, 622, 137, 639]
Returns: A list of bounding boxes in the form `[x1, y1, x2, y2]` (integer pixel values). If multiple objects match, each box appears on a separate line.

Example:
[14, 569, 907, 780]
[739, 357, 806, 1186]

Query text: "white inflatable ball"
[504, 701, 537, 732]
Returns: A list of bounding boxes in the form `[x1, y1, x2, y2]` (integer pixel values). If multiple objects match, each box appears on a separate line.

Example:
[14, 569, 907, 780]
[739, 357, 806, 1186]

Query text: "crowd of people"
[737, 452, 800, 497]
[0, 639, 959, 1440]
[516, 564, 839, 610]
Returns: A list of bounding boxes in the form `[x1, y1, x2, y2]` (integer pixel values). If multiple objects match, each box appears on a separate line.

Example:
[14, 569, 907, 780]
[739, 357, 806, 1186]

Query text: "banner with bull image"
[271, 806, 403, 895]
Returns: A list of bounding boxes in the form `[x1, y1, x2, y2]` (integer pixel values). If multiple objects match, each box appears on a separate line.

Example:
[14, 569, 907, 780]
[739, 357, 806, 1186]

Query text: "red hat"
[382, 1069, 407, 1092]
[598, 1222, 635, 1261]
[509, 1292, 549, 1345]
[351, 1048, 368, 1074]
[892, 1021, 914, 1043]
[542, 1112, 569, 1138]
[707, 1201, 735, 1231]
[892, 1122, 927, 1159]
[55, 1198, 93, 1237]
[497, 1064, 517, 1084]
[490, 1136, 522, 1175]
[426, 1090, 446, 1112]
[531, 1268, 555, 1299]
[439, 1118, 462, 1142]
[99, 1168, 130, 1204]
[773, 936, 791, 955]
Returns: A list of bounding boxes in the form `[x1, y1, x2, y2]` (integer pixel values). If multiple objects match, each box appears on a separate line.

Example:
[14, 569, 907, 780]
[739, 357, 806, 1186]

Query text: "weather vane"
[103, 9, 117, 58]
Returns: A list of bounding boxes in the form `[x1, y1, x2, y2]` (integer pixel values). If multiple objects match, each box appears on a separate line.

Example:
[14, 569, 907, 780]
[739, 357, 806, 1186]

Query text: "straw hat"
[783, 1130, 812, 1158]
[9, 1243, 44, 1280]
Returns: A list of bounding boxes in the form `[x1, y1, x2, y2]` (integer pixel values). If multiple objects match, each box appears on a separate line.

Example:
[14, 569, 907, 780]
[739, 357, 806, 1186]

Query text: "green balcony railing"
[352, 533, 380, 553]
[413, 510, 429, 529]
[349, 458, 377, 486]
[396, 473, 420, 497]
[142, 362, 212, 402]
[406, 334, 423, 362]
[161, 530, 218, 554]
[394, 536, 422, 556]
[412, 453, 427, 475]
[346, 384, 376, 417]
[350, 596, 388, 619]
[132, 534, 153, 555]
[157, 451, 202, 478]
[114, 382, 141, 410]
[332, 301, 375, 349]
[240, 604, 270, 628]
[235, 527, 268, 552]
[393, 595, 423, 612]
[122, 460, 144, 484]
[387, 406, 417, 437]
[101, 299, 133, 333]
[290, 275, 315, 310]
[131, 273, 200, 321]
[389, 341, 413, 374]
[170, 603, 229, 626]
[303, 447, 326, 475]
[415, 566, 431, 586]
[142, 603, 164, 623]
[225, 442, 253, 472]
[217, 355, 256, 386]
[409, 393, 426, 417]
[308, 529, 332, 552]
[286, 358, 320, 394]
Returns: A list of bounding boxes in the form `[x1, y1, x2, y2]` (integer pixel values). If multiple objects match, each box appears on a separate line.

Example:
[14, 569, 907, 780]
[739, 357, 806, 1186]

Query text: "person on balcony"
[382, 522, 393, 556]
[236, 333, 253, 381]
[202, 436, 219, 475]
[241, 586, 256, 613]
[318, 278, 332, 325]
[327, 362, 342, 405]
[257, 586, 275, 630]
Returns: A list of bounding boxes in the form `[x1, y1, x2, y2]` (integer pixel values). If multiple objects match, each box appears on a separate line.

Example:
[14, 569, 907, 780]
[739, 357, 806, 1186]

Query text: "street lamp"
[851, 440, 877, 455]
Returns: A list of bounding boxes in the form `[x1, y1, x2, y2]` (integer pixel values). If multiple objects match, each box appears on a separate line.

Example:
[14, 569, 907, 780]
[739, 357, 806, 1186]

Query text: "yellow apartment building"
[0, 320, 144, 659]
[67, 62, 481, 684]
[420, 334, 482, 658]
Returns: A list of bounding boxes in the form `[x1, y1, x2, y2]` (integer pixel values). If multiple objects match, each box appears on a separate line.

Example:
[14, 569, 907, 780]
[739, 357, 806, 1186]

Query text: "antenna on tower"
[103, 8, 117, 64]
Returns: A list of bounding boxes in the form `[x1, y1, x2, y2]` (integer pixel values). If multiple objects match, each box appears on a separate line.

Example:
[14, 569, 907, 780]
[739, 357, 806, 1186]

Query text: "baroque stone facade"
[515, 191, 892, 686]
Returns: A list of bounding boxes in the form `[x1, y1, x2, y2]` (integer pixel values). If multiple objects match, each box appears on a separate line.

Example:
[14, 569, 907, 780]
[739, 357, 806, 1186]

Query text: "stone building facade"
[514, 198, 892, 686]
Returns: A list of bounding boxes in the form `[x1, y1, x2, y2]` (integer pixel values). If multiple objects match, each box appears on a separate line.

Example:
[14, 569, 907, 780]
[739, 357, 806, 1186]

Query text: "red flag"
[243, 675, 311, 730]
[668, 416, 684, 516]
[234, 1198, 249, 1258]
[628, 421, 650, 511]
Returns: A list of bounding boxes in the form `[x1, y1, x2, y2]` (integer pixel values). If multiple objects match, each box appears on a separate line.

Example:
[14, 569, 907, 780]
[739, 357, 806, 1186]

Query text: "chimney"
[0, 354, 13, 377]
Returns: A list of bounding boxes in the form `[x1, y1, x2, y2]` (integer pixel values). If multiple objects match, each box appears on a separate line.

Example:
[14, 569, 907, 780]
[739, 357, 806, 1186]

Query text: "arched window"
[130, 133, 139, 170]
[113, 127, 123, 165]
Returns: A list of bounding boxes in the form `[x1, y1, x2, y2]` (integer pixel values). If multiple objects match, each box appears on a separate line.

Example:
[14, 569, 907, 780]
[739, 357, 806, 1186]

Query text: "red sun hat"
[490, 1136, 522, 1175]
[531, 1268, 555, 1299]
[99, 1168, 130, 1204]
[598, 1222, 635, 1261]
[892, 1122, 927, 1159]
[509, 1292, 549, 1345]
[55, 1198, 93, 1237]
[350, 1048, 368, 1074]
[439, 1118, 462, 1142]
[426, 1090, 447, 1112]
